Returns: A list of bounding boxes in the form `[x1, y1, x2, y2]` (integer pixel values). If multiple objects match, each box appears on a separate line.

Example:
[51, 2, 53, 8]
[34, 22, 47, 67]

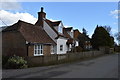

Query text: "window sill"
[34, 54, 43, 56]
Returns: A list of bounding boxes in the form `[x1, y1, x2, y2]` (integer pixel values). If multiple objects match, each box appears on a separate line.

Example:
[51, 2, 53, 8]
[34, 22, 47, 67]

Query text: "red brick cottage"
[2, 7, 79, 62]
[2, 20, 56, 57]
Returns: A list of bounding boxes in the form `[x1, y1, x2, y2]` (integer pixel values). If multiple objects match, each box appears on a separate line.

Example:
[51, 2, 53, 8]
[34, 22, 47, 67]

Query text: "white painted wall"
[43, 21, 68, 54]
[51, 45, 57, 54]
[43, 21, 58, 54]
[75, 40, 79, 47]
[57, 37, 68, 54]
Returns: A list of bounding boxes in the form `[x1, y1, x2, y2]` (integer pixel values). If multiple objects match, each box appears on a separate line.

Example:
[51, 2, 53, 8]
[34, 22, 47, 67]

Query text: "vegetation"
[4, 55, 28, 69]
[115, 32, 120, 45]
[91, 25, 114, 50]
[77, 28, 90, 50]
[103, 25, 111, 34]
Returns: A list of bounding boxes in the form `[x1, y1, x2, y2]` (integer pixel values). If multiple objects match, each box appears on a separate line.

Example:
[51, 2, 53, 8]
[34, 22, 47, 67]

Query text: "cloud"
[0, 10, 37, 27]
[0, 0, 22, 10]
[110, 10, 120, 19]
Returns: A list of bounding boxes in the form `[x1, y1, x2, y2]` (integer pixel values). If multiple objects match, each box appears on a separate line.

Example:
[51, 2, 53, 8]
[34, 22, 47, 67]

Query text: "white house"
[35, 7, 79, 54]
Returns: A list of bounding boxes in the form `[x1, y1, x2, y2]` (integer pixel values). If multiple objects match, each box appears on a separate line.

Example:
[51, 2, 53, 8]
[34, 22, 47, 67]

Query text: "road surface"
[2, 54, 118, 78]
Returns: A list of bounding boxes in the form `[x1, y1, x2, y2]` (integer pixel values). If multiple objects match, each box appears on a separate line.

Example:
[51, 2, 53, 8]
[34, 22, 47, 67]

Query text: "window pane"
[35, 45, 37, 49]
[38, 45, 40, 49]
[60, 45, 63, 51]
[38, 50, 40, 54]
[35, 50, 37, 54]
[41, 50, 43, 54]
[41, 45, 43, 50]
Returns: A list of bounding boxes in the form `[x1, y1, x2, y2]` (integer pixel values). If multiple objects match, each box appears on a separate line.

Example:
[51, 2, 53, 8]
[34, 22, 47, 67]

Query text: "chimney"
[35, 7, 46, 27]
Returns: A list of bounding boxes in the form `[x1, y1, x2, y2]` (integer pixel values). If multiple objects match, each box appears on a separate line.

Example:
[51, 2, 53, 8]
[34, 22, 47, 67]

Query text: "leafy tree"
[91, 26, 114, 49]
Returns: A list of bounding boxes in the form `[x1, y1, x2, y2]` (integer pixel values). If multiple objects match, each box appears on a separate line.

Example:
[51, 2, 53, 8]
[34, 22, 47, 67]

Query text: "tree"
[103, 26, 111, 34]
[82, 28, 87, 35]
[91, 26, 114, 49]
[78, 34, 87, 48]
[115, 32, 120, 45]
[78, 28, 90, 50]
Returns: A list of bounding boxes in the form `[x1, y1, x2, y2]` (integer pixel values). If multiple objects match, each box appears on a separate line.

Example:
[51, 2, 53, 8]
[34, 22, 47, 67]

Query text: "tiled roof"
[3, 20, 56, 45]
[50, 21, 61, 26]
[45, 19, 67, 39]
[2, 21, 21, 32]
[63, 27, 72, 38]
[73, 29, 81, 39]
[63, 27, 73, 31]
[45, 19, 59, 35]
[45, 19, 61, 27]
[66, 38, 74, 44]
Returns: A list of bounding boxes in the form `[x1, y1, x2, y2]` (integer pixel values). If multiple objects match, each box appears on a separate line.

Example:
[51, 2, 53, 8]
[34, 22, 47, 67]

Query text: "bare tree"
[115, 32, 120, 44]
[103, 26, 111, 34]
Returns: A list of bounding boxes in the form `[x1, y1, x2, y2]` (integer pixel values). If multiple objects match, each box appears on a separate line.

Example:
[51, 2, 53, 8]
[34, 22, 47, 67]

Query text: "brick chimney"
[35, 7, 46, 27]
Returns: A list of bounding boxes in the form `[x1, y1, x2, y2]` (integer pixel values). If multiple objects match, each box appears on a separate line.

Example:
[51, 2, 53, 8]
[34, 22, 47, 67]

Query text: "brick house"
[74, 29, 92, 50]
[2, 7, 79, 57]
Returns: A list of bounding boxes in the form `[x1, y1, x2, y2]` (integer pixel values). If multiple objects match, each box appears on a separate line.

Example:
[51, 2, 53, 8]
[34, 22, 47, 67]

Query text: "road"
[2, 54, 118, 78]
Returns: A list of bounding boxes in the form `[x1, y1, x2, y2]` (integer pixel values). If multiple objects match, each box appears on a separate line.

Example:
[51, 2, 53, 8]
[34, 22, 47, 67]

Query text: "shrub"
[5, 55, 28, 69]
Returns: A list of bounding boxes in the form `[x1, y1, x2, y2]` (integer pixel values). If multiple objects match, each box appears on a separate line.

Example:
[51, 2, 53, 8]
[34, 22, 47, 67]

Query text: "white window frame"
[34, 44, 43, 56]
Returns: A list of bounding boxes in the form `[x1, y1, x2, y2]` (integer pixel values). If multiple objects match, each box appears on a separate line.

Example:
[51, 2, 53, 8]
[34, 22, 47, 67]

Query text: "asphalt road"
[2, 53, 119, 78]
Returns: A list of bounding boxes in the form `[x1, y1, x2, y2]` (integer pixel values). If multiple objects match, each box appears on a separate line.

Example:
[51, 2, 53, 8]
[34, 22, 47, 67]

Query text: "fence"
[26, 50, 105, 67]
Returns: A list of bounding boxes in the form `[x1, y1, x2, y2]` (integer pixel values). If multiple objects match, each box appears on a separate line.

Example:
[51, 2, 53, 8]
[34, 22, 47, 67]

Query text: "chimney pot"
[41, 7, 43, 12]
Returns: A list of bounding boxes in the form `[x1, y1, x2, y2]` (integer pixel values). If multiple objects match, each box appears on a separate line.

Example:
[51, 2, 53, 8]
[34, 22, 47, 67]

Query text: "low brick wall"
[26, 50, 105, 67]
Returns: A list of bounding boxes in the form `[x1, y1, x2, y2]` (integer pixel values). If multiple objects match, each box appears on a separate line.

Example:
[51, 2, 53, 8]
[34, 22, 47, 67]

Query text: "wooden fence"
[26, 50, 106, 67]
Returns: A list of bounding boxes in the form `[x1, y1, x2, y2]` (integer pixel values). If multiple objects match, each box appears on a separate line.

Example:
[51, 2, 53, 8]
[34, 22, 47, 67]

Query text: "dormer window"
[58, 26, 63, 33]
[58, 22, 63, 34]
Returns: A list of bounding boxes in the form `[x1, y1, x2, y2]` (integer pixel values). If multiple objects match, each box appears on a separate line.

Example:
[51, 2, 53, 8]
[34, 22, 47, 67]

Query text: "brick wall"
[28, 44, 51, 57]
[2, 31, 27, 57]
[43, 44, 51, 56]
[28, 45, 34, 57]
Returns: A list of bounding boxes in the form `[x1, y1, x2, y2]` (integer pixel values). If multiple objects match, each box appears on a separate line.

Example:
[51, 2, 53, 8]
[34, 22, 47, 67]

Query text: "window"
[60, 45, 63, 51]
[34, 44, 43, 56]
[58, 26, 63, 33]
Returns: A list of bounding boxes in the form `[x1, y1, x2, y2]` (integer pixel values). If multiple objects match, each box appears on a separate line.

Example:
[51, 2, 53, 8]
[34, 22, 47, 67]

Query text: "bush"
[5, 55, 28, 69]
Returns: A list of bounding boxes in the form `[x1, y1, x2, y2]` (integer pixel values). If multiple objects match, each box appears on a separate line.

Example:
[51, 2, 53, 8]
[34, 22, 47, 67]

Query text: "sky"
[0, 2, 119, 43]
